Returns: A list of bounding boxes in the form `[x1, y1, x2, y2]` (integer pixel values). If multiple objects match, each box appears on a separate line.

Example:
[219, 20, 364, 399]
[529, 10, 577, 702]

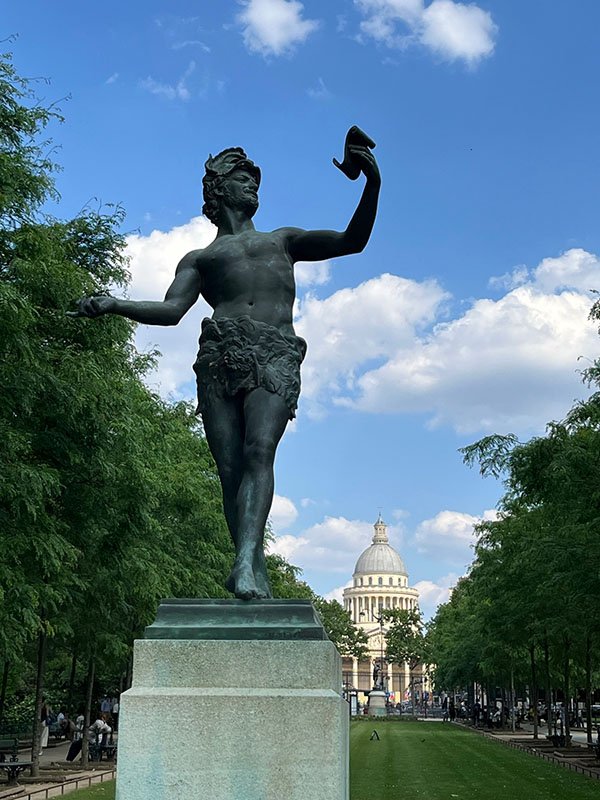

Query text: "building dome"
[353, 513, 407, 577]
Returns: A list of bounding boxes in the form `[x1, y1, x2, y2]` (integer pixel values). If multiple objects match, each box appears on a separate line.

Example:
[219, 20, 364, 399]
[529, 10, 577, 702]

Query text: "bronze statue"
[69, 128, 380, 601]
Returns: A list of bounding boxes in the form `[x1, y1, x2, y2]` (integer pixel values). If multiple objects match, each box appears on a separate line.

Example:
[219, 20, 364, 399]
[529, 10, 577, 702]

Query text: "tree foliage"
[430, 301, 600, 738]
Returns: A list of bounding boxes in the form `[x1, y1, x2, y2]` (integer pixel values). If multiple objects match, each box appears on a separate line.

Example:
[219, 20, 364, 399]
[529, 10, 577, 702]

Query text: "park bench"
[0, 761, 31, 785]
[0, 739, 18, 763]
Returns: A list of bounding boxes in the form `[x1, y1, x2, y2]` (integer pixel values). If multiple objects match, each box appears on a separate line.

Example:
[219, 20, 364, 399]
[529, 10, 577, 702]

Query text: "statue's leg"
[200, 394, 245, 552]
[229, 388, 289, 600]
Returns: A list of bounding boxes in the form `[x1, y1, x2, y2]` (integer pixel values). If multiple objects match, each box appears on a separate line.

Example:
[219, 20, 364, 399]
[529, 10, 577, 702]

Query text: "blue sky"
[6, 1, 600, 616]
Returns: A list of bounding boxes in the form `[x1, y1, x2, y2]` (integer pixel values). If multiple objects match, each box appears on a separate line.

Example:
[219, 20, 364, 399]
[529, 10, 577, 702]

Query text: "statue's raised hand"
[333, 125, 378, 183]
[66, 296, 116, 318]
[348, 144, 380, 185]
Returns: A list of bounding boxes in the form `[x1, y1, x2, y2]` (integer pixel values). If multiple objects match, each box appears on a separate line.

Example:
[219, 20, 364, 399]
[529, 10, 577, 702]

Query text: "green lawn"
[350, 720, 600, 800]
[61, 782, 115, 799]
[64, 722, 600, 799]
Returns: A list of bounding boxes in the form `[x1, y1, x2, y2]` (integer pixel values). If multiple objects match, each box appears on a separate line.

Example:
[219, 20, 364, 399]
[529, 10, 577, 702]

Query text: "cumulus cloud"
[295, 260, 331, 288]
[298, 249, 599, 433]
[414, 508, 497, 562]
[345, 286, 597, 432]
[355, 0, 497, 65]
[268, 515, 402, 575]
[324, 581, 352, 603]
[269, 494, 299, 529]
[490, 250, 600, 294]
[237, 0, 320, 56]
[295, 273, 449, 417]
[413, 572, 459, 618]
[124, 216, 216, 399]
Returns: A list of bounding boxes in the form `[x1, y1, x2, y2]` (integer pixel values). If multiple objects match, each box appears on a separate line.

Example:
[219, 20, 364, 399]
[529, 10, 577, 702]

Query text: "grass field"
[60, 783, 115, 799]
[350, 720, 600, 800]
[65, 721, 600, 799]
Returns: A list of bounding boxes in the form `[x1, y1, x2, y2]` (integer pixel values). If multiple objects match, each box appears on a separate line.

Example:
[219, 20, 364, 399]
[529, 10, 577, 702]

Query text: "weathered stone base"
[368, 689, 387, 716]
[116, 639, 349, 800]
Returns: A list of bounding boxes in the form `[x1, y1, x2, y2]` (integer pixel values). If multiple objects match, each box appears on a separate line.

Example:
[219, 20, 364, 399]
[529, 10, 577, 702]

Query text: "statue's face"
[220, 168, 259, 218]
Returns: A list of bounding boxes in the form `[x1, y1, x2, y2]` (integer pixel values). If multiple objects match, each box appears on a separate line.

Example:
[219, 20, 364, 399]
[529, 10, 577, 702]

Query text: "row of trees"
[0, 50, 365, 771]
[428, 305, 600, 742]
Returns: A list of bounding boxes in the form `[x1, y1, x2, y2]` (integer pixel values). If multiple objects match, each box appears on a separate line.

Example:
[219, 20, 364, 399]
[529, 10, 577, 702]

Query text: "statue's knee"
[244, 440, 275, 468]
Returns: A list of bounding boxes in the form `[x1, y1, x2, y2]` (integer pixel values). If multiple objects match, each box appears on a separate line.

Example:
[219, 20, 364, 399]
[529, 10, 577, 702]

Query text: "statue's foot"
[253, 551, 273, 599]
[226, 560, 268, 601]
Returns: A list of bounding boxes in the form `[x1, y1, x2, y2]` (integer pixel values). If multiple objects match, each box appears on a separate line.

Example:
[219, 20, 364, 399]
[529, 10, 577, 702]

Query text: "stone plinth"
[367, 689, 387, 716]
[116, 601, 349, 800]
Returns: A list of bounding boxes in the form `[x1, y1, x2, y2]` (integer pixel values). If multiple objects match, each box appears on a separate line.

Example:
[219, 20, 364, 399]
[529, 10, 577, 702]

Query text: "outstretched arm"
[67, 250, 203, 325]
[286, 145, 380, 263]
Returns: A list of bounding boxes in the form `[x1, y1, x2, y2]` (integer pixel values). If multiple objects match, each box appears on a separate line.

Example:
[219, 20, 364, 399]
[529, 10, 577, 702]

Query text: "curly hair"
[202, 147, 261, 226]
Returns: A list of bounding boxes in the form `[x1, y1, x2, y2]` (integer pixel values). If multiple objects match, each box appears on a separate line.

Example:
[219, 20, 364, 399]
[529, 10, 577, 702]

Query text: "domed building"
[342, 514, 426, 706]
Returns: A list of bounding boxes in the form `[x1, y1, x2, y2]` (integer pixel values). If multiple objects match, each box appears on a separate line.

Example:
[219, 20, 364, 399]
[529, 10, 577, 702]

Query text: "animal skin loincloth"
[193, 316, 307, 419]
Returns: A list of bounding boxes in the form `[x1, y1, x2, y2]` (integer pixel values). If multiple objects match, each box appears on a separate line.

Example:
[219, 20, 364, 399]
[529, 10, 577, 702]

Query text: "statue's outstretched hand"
[348, 144, 380, 185]
[66, 296, 116, 318]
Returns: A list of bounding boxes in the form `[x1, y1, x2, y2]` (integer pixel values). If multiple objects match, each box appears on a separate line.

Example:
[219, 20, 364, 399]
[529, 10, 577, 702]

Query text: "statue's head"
[202, 147, 261, 225]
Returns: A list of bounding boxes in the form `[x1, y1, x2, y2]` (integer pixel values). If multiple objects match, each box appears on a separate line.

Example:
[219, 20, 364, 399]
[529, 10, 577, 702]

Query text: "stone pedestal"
[116, 600, 349, 800]
[367, 689, 387, 716]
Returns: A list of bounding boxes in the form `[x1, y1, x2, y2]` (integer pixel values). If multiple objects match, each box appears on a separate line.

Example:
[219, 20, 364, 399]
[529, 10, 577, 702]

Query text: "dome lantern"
[353, 515, 407, 577]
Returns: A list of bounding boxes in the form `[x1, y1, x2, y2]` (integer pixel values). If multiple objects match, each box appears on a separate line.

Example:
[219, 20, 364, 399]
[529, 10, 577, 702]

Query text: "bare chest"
[200, 231, 294, 304]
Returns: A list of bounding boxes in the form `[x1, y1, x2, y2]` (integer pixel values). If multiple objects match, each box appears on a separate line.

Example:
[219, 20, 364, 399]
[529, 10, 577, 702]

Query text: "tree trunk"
[585, 634, 593, 745]
[0, 661, 9, 728]
[81, 653, 95, 768]
[30, 629, 47, 777]
[529, 644, 538, 739]
[510, 665, 516, 733]
[544, 634, 552, 738]
[66, 650, 78, 714]
[563, 635, 571, 742]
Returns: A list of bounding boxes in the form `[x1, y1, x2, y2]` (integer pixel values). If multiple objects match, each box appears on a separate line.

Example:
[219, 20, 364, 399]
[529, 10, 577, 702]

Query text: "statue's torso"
[197, 228, 296, 335]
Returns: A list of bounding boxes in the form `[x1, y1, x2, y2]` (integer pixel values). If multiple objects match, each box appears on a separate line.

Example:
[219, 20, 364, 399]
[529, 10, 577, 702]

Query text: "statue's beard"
[240, 196, 258, 217]
[221, 193, 258, 220]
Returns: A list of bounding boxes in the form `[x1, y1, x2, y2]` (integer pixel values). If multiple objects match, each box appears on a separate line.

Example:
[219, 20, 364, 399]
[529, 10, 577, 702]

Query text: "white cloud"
[237, 0, 320, 56]
[413, 572, 458, 618]
[105, 72, 119, 85]
[530, 248, 600, 294]
[269, 494, 299, 529]
[295, 260, 331, 288]
[295, 273, 449, 417]
[124, 216, 216, 399]
[420, 0, 497, 64]
[140, 60, 196, 101]
[268, 515, 402, 575]
[414, 508, 497, 562]
[355, 0, 497, 64]
[324, 581, 352, 603]
[344, 285, 597, 433]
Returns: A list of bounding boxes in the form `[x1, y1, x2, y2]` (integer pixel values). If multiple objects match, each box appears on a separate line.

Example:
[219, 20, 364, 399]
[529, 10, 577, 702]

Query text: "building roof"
[353, 516, 408, 577]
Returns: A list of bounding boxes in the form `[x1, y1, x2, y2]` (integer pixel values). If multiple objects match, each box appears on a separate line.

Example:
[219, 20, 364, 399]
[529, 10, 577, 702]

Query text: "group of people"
[38, 696, 119, 761]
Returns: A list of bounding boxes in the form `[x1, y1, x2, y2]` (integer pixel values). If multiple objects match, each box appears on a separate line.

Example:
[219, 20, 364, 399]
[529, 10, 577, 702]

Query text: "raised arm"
[67, 250, 203, 326]
[286, 144, 380, 263]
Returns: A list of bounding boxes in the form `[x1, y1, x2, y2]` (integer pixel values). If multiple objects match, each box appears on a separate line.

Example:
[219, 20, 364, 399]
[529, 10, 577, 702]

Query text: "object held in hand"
[333, 126, 377, 180]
